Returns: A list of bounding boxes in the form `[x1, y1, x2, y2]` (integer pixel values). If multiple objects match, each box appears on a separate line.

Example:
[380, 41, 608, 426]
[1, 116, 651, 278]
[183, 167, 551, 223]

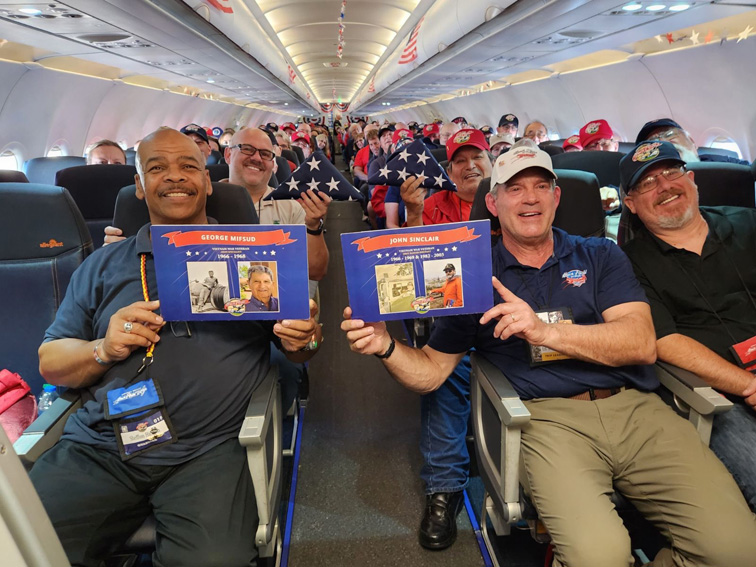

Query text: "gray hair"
[248, 264, 273, 280]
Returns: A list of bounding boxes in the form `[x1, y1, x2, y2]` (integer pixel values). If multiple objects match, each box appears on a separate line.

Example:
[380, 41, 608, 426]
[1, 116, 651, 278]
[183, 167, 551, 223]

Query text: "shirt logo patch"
[562, 269, 587, 288]
[585, 122, 601, 135]
[632, 142, 662, 162]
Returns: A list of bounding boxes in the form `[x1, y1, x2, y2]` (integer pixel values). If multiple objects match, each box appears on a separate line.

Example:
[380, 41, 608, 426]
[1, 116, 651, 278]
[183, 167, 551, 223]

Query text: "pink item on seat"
[0, 369, 36, 443]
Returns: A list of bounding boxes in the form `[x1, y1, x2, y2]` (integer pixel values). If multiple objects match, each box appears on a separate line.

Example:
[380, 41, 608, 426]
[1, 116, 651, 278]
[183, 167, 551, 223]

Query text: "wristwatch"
[306, 218, 325, 236]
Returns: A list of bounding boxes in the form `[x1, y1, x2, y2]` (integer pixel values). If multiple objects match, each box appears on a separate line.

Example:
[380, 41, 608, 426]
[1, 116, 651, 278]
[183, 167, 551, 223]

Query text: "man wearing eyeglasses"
[579, 119, 619, 152]
[621, 140, 756, 513]
[635, 118, 749, 165]
[226, 127, 330, 282]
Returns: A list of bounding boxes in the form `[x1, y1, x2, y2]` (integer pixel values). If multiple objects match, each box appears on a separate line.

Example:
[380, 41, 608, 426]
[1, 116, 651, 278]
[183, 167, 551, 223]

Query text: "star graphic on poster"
[255, 251, 258, 255]
[690, 30, 700, 45]
[263, 251, 267, 255]
[737, 25, 753, 43]
[377, 253, 383, 258]
[444, 247, 448, 251]
[452, 246, 457, 251]
[307, 179, 320, 192]
[286, 178, 299, 192]
[326, 177, 340, 193]
[186, 251, 192, 256]
[308, 157, 321, 171]
[398, 149, 411, 162]
[270, 250, 276, 256]
[379, 166, 390, 178]
[415, 153, 429, 166]
[195, 251, 199, 255]
[397, 167, 409, 181]
[433, 173, 446, 188]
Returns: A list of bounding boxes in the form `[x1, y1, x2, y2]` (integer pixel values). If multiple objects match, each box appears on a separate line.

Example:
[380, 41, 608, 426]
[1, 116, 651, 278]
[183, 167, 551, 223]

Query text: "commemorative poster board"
[151, 224, 309, 321]
[341, 220, 493, 321]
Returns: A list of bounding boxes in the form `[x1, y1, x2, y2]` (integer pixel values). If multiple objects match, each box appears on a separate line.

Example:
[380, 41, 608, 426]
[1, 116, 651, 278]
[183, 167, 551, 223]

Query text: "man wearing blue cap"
[621, 140, 756, 512]
[180, 124, 212, 163]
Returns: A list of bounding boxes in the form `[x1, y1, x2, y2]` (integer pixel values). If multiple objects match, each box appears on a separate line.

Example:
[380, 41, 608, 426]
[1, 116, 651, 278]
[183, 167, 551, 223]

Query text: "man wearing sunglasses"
[621, 140, 756, 513]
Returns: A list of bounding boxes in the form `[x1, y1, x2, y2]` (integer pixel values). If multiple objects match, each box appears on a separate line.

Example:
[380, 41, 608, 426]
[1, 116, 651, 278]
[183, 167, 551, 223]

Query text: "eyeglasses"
[585, 139, 615, 150]
[231, 144, 275, 162]
[647, 129, 680, 142]
[631, 165, 686, 194]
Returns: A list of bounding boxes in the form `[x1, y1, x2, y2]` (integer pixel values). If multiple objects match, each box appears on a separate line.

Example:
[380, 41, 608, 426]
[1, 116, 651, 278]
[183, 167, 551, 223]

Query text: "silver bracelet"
[93, 341, 112, 366]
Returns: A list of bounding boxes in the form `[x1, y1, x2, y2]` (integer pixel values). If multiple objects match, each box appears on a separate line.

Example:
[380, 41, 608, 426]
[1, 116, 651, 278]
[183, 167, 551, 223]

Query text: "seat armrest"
[655, 361, 733, 416]
[473, 354, 530, 426]
[13, 390, 82, 468]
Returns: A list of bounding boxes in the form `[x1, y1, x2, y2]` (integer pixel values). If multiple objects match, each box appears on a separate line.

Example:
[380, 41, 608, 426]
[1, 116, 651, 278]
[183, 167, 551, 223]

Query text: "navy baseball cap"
[180, 124, 209, 143]
[634, 118, 683, 144]
[619, 141, 685, 193]
[378, 124, 395, 139]
[498, 114, 519, 128]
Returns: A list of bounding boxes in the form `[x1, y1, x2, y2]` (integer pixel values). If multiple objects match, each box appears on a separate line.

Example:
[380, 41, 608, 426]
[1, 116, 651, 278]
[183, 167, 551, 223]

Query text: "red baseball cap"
[422, 123, 439, 137]
[281, 122, 296, 132]
[445, 128, 490, 161]
[291, 131, 310, 144]
[579, 119, 613, 148]
[562, 135, 582, 151]
[392, 128, 413, 146]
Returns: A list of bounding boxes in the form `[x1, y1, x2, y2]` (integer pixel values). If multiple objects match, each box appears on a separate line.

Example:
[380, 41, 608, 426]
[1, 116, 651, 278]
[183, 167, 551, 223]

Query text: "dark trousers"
[30, 438, 258, 567]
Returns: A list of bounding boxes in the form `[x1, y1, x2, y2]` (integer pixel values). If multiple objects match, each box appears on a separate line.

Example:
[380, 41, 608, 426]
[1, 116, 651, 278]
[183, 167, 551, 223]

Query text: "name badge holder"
[528, 306, 574, 366]
[107, 254, 178, 461]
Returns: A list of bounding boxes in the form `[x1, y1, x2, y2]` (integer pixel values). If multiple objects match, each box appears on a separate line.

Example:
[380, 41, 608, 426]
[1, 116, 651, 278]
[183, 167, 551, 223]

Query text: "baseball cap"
[445, 128, 490, 161]
[490, 139, 557, 190]
[210, 126, 223, 138]
[180, 124, 209, 143]
[619, 141, 686, 194]
[291, 131, 310, 145]
[489, 133, 515, 149]
[498, 114, 519, 129]
[265, 122, 279, 132]
[281, 122, 296, 132]
[480, 125, 494, 136]
[392, 128, 413, 146]
[378, 124, 395, 140]
[443, 263, 455, 272]
[579, 119, 613, 149]
[451, 116, 468, 125]
[422, 123, 439, 137]
[562, 135, 582, 151]
[634, 118, 683, 144]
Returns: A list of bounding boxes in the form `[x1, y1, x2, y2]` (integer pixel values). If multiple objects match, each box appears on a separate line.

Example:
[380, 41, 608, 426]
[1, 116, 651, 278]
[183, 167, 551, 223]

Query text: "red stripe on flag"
[207, 0, 233, 14]
[398, 17, 423, 64]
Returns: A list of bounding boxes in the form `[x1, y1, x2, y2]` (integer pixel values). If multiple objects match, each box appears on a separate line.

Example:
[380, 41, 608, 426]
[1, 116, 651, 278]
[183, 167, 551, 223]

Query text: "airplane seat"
[471, 352, 733, 565]
[469, 177, 501, 246]
[281, 148, 300, 167]
[697, 146, 739, 159]
[538, 143, 564, 157]
[0, 183, 93, 395]
[0, 170, 29, 182]
[125, 148, 136, 165]
[55, 164, 138, 249]
[617, 142, 635, 154]
[291, 145, 305, 165]
[551, 150, 624, 188]
[686, 162, 755, 208]
[431, 147, 447, 163]
[206, 163, 229, 181]
[206, 149, 224, 165]
[113, 181, 259, 238]
[552, 169, 605, 237]
[24, 156, 87, 185]
[275, 155, 292, 184]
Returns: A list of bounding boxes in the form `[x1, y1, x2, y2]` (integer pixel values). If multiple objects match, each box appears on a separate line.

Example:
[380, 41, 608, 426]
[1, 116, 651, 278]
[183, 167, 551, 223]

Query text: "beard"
[657, 200, 696, 229]
[674, 144, 700, 163]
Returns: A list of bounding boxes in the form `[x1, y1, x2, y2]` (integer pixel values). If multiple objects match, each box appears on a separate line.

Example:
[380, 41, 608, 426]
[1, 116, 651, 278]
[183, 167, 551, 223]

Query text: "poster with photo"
[151, 224, 309, 321]
[341, 221, 493, 321]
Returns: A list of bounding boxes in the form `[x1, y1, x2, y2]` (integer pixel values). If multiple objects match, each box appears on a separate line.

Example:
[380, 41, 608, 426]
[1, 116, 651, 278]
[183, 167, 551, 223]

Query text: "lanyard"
[137, 253, 157, 374]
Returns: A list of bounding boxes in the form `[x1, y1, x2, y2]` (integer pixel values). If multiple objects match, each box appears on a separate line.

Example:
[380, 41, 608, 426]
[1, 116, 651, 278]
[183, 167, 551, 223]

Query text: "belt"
[568, 386, 626, 401]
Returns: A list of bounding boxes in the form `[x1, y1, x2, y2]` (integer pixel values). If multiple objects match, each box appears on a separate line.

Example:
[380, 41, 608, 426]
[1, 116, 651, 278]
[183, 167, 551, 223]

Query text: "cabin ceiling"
[0, 0, 753, 119]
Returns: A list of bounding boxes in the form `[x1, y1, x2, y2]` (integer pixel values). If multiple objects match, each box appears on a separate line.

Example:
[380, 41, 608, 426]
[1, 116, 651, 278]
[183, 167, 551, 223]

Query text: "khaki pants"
[520, 389, 756, 567]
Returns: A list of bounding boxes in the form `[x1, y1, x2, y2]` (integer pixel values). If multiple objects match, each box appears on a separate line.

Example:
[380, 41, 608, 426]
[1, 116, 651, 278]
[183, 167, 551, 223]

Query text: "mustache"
[654, 190, 681, 205]
[159, 184, 196, 195]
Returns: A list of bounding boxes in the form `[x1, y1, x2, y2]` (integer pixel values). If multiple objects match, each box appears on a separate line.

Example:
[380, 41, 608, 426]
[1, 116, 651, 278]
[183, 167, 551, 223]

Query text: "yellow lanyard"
[138, 254, 157, 372]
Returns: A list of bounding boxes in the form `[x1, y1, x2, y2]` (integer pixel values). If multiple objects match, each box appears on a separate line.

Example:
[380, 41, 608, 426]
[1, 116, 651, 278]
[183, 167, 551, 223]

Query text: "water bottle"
[38, 383, 59, 416]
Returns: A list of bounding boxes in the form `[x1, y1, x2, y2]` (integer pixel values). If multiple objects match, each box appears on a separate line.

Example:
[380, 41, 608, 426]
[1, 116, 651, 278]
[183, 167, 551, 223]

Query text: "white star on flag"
[307, 179, 320, 191]
[379, 166, 390, 178]
[433, 173, 446, 187]
[398, 149, 411, 162]
[416, 153, 429, 165]
[326, 177, 340, 192]
[397, 167, 409, 181]
[286, 178, 300, 192]
[308, 157, 321, 171]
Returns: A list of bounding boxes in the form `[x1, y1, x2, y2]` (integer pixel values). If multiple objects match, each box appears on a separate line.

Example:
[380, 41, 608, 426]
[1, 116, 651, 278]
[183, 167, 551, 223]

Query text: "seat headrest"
[0, 170, 28, 183]
[0, 183, 92, 259]
[55, 164, 137, 218]
[24, 156, 87, 185]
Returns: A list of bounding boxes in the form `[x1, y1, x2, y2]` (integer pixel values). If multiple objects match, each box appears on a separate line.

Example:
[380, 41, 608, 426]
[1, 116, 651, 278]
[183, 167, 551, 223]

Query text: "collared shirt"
[44, 224, 276, 465]
[431, 276, 463, 307]
[256, 187, 305, 226]
[422, 190, 472, 226]
[622, 206, 756, 362]
[428, 229, 658, 399]
[246, 296, 280, 312]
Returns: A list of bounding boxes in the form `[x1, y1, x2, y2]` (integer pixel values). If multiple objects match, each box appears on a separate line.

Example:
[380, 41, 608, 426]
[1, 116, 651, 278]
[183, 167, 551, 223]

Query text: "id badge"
[104, 378, 164, 420]
[529, 307, 574, 366]
[114, 407, 177, 461]
[729, 335, 756, 371]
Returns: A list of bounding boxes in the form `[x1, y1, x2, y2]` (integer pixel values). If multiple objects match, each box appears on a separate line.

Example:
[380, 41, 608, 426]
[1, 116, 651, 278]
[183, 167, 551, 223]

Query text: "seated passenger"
[496, 113, 518, 138]
[522, 120, 549, 144]
[620, 140, 756, 512]
[245, 265, 279, 312]
[342, 140, 756, 566]
[489, 133, 514, 157]
[579, 119, 619, 152]
[32, 127, 321, 567]
[353, 128, 380, 184]
[562, 135, 582, 153]
[479, 125, 494, 144]
[292, 131, 313, 160]
[438, 122, 461, 146]
[86, 139, 126, 165]
[219, 128, 235, 148]
[635, 118, 749, 165]
[180, 123, 213, 163]
[422, 123, 440, 149]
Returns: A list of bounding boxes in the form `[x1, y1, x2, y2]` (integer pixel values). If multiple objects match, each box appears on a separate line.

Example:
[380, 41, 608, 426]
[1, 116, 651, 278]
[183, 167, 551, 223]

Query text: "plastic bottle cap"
[42, 384, 56, 392]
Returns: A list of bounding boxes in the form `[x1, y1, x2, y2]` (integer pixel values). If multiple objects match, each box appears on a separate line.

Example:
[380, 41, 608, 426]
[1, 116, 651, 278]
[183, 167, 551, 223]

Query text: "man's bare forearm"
[39, 339, 109, 389]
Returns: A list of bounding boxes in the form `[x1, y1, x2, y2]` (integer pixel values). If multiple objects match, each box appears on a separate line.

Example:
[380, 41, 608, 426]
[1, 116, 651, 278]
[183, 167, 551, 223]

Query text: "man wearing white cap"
[343, 139, 756, 565]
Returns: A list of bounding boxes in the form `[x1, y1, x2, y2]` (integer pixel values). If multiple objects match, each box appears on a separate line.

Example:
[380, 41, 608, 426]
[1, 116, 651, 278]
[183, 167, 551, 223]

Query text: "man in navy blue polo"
[342, 139, 756, 566]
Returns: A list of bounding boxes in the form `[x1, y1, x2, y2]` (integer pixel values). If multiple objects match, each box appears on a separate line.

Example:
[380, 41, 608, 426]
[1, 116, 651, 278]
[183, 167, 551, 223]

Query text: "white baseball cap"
[489, 139, 557, 192]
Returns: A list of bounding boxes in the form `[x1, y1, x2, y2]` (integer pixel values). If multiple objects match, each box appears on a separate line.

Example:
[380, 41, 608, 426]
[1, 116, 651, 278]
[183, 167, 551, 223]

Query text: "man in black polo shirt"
[621, 140, 756, 512]
[32, 127, 321, 567]
[343, 140, 756, 566]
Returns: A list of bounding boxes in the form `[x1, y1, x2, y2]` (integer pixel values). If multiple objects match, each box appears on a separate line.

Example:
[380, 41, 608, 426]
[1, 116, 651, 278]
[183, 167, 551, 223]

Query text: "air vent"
[77, 33, 132, 43]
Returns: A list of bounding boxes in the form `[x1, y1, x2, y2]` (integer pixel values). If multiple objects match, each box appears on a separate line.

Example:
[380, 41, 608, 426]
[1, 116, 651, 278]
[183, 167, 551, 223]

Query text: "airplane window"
[0, 150, 19, 171]
[708, 136, 742, 159]
[46, 145, 65, 157]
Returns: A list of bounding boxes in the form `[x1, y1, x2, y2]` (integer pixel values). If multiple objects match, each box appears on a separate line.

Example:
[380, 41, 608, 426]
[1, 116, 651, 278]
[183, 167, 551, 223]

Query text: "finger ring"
[511, 314, 517, 323]
[123, 322, 133, 333]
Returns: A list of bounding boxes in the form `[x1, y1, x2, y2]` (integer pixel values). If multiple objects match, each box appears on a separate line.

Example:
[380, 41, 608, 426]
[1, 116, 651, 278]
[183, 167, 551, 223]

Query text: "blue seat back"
[24, 156, 86, 185]
[0, 184, 92, 394]
[551, 150, 624, 188]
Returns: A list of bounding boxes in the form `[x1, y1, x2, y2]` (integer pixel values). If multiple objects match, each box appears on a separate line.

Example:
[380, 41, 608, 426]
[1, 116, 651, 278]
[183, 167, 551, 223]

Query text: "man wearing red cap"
[562, 135, 582, 153]
[579, 119, 619, 152]
[422, 123, 440, 148]
[291, 131, 312, 160]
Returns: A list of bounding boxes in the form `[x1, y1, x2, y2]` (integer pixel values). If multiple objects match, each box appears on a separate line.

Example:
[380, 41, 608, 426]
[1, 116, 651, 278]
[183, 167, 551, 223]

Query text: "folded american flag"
[367, 138, 456, 191]
[265, 151, 364, 202]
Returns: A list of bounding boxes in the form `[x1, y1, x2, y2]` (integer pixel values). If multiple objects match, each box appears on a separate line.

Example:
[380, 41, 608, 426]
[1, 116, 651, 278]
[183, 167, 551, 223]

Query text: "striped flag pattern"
[368, 76, 375, 93]
[398, 17, 424, 65]
[288, 65, 296, 83]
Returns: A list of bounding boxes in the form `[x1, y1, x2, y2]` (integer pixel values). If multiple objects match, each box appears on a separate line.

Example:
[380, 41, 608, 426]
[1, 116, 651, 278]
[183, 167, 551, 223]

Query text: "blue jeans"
[710, 399, 756, 512]
[420, 354, 471, 494]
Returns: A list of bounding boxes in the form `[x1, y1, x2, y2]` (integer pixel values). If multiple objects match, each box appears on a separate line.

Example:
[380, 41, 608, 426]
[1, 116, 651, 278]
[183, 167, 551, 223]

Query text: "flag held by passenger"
[266, 151, 365, 202]
[367, 139, 456, 191]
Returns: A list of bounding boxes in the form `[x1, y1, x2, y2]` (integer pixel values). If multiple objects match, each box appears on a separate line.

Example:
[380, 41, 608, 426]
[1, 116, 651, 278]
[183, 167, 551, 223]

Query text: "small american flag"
[398, 17, 424, 65]
[288, 65, 296, 83]
[368, 76, 375, 93]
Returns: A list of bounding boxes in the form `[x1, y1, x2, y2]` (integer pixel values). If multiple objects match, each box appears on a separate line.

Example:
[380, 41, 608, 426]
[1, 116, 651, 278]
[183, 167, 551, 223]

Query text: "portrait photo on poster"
[239, 261, 281, 313]
[423, 258, 463, 310]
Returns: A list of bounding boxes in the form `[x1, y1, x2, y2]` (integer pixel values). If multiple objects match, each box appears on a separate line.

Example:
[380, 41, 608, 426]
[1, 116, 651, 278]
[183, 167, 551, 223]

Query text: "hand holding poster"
[341, 221, 493, 321]
[151, 224, 310, 321]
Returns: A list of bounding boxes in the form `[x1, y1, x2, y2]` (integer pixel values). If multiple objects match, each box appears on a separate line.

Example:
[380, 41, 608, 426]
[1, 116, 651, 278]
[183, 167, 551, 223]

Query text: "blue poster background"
[341, 220, 493, 321]
[151, 224, 309, 321]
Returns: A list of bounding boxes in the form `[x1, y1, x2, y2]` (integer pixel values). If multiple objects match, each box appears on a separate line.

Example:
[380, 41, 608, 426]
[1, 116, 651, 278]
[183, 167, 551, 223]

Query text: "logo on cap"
[585, 122, 601, 135]
[511, 149, 536, 161]
[567, 135, 580, 144]
[632, 142, 662, 163]
[453, 131, 471, 144]
[505, 114, 515, 121]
